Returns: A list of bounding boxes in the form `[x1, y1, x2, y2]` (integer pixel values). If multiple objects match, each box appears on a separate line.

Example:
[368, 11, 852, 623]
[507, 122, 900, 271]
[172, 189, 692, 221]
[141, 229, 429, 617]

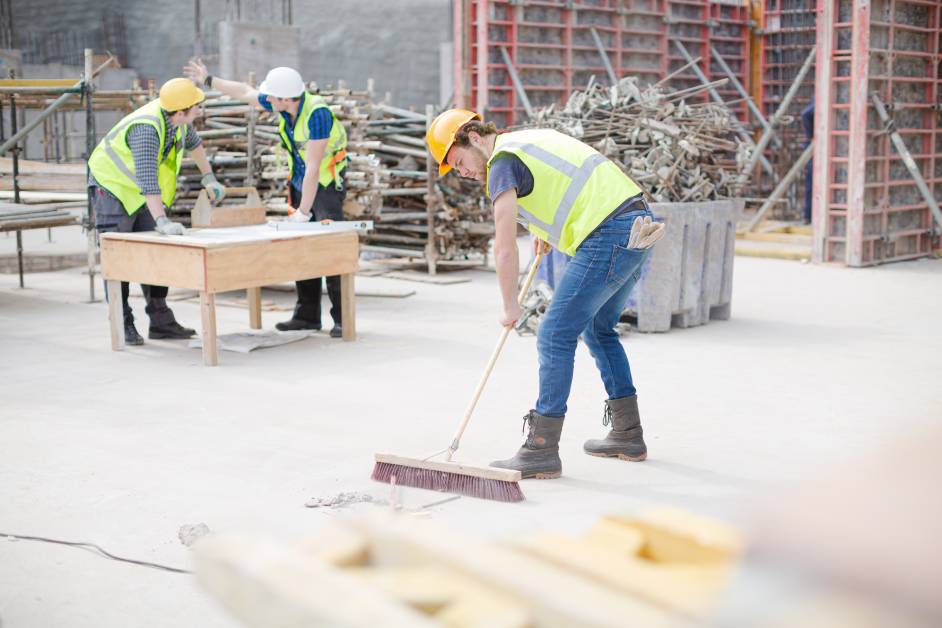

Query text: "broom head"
[372, 453, 525, 503]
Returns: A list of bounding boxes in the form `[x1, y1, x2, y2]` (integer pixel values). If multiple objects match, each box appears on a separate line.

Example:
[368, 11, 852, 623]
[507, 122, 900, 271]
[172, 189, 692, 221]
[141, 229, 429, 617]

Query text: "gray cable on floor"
[1, 532, 192, 574]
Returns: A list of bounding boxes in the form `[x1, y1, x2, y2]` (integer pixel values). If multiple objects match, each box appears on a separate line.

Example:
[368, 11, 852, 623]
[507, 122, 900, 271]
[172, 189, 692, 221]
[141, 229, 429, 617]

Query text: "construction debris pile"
[527, 77, 742, 203]
[178, 88, 491, 269]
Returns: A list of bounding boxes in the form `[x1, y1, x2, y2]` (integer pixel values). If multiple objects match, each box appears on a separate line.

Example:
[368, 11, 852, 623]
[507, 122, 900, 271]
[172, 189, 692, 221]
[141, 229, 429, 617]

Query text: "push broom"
[372, 250, 546, 502]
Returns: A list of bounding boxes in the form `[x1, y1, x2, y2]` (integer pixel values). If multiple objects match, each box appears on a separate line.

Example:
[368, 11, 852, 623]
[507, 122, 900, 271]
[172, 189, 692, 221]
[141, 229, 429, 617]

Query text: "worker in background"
[88, 77, 226, 345]
[801, 98, 815, 224]
[426, 110, 665, 479]
[185, 59, 349, 338]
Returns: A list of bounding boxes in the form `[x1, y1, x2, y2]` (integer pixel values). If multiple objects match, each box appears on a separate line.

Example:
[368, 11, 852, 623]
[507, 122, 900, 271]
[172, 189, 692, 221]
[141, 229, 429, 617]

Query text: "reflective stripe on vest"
[496, 140, 608, 243]
[486, 130, 642, 255]
[87, 99, 185, 215]
[277, 92, 348, 188]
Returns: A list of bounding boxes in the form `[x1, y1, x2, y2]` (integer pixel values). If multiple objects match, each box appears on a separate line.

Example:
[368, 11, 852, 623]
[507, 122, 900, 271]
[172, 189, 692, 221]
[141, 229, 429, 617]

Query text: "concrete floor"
[0, 242, 939, 628]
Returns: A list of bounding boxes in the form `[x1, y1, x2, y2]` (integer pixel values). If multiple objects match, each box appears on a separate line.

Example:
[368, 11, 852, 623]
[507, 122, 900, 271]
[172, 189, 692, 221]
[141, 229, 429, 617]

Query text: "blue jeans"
[535, 209, 651, 417]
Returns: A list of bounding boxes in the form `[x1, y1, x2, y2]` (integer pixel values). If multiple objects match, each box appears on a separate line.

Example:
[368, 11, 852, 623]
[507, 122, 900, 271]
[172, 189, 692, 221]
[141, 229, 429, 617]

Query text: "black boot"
[329, 323, 342, 338]
[490, 411, 564, 479]
[583, 396, 647, 461]
[275, 303, 321, 332]
[146, 298, 196, 339]
[124, 319, 144, 345]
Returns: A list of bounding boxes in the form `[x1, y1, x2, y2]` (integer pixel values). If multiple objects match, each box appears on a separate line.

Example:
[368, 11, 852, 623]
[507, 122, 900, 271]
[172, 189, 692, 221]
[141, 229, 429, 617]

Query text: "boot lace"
[521, 411, 535, 446]
[602, 403, 613, 427]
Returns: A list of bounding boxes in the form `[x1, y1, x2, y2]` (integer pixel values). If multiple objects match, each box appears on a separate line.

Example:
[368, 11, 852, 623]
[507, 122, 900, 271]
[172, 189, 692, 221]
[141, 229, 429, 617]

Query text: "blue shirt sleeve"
[487, 153, 534, 200]
[257, 93, 274, 112]
[308, 107, 333, 140]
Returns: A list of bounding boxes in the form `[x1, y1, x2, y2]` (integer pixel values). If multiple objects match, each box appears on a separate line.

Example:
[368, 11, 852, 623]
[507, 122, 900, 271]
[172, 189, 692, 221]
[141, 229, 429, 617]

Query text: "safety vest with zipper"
[87, 99, 186, 215]
[277, 91, 348, 189]
[486, 129, 643, 256]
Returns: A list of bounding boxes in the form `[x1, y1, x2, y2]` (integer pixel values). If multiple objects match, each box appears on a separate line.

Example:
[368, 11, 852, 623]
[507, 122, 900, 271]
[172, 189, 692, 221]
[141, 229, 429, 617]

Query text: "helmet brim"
[259, 81, 303, 99]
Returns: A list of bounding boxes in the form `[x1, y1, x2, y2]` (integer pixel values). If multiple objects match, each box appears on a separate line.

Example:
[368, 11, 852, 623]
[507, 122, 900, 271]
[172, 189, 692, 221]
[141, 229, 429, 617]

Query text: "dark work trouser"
[90, 185, 175, 327]
[288, 181, 346, 327]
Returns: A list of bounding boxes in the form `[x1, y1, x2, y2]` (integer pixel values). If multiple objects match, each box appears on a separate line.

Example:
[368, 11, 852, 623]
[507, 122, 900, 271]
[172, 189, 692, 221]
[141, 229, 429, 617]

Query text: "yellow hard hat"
[158, 78, 205, 112]
[426, 108, 481, 176]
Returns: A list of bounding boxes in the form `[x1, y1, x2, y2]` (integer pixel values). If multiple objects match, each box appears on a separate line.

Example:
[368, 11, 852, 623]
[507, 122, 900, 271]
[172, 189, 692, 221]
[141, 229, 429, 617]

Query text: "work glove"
[155, 216, 185, 236]
[201, 173, 226, 205]
[287, 208, 311, 223]
[627, 216, 665, 250]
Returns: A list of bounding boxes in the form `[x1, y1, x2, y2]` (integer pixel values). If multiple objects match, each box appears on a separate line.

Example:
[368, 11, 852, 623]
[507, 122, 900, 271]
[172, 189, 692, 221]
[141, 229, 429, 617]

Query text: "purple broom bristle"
[371, 462, 525, 503]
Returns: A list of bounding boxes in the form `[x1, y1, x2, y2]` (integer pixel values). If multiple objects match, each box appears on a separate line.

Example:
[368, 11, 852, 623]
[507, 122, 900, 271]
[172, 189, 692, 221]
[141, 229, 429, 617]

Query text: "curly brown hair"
[452, 120, 499, 148]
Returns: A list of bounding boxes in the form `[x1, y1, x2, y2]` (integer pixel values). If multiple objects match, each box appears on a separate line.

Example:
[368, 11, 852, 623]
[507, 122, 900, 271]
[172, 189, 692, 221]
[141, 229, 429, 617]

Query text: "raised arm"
[184, 58, 262, 109]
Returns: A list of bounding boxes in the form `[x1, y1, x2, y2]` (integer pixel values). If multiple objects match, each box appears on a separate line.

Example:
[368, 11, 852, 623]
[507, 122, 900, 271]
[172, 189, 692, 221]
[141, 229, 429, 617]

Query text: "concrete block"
[626, 200, 743, 332]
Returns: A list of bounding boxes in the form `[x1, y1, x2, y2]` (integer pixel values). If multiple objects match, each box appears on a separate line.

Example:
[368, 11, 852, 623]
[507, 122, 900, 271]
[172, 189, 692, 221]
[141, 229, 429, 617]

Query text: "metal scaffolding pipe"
[590, 28, 618, 85]
[673, 40, 775, 177]
[0, 54, 115, 156]
[709, 45, 778, 147]
[871, 93, 942, 233]
[735, 46, 816, 188]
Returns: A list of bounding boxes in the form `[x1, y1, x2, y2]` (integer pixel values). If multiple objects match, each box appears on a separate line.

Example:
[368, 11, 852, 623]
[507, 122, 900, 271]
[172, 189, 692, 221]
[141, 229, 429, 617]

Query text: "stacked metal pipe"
[527, 77, 741, 202]
[360, 104, 490, 262]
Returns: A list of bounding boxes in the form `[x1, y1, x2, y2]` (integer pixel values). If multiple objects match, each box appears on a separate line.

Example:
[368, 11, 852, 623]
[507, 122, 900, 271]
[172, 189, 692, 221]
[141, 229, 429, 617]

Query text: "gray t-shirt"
[487, 153, 533, 201]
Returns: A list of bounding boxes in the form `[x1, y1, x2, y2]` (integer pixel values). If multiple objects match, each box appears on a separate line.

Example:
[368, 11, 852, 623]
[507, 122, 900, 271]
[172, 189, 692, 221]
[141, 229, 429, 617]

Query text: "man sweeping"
[426, 110, 664, 479]
[88, 77, 226, 345]
[184, 59, 349, 338]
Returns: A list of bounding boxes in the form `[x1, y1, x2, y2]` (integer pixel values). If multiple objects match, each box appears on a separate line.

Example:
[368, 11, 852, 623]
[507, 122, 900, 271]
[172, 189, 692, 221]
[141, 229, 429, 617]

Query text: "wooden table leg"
[341, 273, 356, 341]
[107, 279, 125, 351]
[200, 291, 219, 366]
[247, 286, 262, 329]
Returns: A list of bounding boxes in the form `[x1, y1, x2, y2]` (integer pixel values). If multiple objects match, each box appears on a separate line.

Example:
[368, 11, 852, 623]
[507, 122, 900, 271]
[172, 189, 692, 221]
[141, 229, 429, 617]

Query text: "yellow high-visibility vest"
[277, 91, 348, 188]
[487, 129, 643, 255]
[87, 99, 186, 215]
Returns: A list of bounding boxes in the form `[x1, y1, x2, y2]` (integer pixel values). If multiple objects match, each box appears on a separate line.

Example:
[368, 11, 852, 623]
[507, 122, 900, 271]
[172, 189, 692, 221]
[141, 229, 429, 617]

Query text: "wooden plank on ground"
[193, 535, 438, 628]
[0, 157, 85, 175]
[384, 270, 471, 285]
[509, 533, 731, 617]
[353, 514, 680, 628]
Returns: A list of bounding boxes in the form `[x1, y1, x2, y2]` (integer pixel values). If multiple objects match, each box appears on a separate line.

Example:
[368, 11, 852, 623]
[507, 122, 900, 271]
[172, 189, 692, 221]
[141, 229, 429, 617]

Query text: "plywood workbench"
[99, 225, 359, 366]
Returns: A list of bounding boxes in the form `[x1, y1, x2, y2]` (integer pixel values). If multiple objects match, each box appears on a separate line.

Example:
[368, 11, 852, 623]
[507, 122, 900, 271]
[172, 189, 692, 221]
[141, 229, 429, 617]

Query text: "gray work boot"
[583, 395, 647, 461]
[490, 411, 564, 479]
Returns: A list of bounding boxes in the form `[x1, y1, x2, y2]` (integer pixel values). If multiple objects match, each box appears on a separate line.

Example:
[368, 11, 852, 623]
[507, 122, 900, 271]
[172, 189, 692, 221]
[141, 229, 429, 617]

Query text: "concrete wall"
[10, 0, 452, 108]
[218, 21, 300, 82]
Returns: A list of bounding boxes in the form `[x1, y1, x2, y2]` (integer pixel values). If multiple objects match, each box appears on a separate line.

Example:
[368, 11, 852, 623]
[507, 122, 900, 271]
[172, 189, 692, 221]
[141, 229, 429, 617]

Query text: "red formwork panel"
[813, 0, 941, 265]
[760, 0, 816, 119]
[709, 0, 752, 122]
[458, 0, 752, 128]
[665, 0, 712, 96]
[621, 0, 670, 87]
[466, 0, 624, 128]
[758, 0, 817, 220]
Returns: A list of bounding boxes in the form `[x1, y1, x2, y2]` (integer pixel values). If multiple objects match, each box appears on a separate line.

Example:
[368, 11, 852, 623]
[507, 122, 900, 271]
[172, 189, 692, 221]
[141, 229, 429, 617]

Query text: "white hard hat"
[259, 66, 305, 99]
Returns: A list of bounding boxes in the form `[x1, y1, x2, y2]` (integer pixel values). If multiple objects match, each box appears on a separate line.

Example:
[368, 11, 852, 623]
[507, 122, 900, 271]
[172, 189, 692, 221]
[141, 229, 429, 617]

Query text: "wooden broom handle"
[445, 250, 545, 461]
